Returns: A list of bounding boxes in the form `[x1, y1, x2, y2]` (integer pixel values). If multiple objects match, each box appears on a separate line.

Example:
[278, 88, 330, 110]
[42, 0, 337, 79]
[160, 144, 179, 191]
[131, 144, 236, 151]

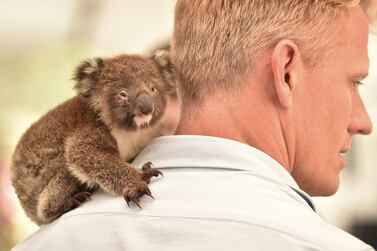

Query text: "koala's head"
[73, 51, 178, 130]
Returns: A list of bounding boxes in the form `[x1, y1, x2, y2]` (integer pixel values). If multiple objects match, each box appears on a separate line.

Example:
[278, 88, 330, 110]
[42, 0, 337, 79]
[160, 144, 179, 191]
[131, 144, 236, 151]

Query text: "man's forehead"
[339, 5, 370, 73]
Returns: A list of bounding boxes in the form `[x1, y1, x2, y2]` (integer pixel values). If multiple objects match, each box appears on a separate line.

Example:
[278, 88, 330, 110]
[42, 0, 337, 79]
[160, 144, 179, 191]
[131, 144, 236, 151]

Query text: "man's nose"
[348, 91, 373, 135]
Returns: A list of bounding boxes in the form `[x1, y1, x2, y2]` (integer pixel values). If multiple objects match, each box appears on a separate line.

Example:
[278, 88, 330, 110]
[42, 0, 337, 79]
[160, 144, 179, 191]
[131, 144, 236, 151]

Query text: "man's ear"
[271, 40, 301, 108]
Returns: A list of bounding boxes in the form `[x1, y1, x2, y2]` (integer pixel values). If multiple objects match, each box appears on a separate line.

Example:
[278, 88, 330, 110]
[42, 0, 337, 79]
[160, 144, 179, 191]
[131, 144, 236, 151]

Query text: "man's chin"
[305, 178, 340, 197]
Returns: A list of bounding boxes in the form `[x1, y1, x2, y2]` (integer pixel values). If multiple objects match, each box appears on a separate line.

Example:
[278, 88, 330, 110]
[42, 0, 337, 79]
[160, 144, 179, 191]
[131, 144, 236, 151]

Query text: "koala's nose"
[140, 103, 153, 115]
[135, 91, 153, 115]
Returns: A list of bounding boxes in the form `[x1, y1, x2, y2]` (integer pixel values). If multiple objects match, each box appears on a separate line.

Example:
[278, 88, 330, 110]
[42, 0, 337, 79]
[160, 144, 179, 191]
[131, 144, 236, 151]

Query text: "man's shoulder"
[12, 189, 373, 251]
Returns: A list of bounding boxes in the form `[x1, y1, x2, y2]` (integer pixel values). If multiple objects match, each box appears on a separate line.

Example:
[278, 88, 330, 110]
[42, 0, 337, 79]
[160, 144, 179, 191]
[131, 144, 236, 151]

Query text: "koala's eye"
[119, 91, 128, 99]
[150, 86, 156, 93]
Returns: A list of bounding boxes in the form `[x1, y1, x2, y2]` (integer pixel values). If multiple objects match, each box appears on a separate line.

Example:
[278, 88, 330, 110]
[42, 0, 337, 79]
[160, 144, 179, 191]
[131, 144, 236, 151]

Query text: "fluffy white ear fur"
[153, 50, 179, 97]
[73, 58, 103, 97]
[153, 49, 170, 68]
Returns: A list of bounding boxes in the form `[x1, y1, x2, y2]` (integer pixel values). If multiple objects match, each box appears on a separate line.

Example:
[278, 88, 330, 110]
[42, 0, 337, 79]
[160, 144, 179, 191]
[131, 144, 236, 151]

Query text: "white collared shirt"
[13, 136, 374, 251]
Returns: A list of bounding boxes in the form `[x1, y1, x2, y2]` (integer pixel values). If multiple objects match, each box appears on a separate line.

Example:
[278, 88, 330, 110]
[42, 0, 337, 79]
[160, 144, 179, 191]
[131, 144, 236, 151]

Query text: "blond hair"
[171, 0, 373, 107]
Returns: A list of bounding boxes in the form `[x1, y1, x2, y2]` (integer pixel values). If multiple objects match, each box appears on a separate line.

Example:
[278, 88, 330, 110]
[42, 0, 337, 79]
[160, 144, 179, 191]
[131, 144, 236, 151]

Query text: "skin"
[176, 5, 372, 197]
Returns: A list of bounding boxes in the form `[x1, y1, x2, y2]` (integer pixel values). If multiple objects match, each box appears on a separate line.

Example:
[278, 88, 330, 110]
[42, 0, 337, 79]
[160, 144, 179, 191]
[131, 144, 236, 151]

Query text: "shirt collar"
[133, 135, 316, 212]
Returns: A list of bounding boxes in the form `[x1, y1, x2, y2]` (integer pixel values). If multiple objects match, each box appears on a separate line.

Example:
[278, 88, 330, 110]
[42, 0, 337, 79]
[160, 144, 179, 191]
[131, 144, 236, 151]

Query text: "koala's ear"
[73, 58, 104, 97]
[153, 49, 171, 69]
[153, 50, 180, 97]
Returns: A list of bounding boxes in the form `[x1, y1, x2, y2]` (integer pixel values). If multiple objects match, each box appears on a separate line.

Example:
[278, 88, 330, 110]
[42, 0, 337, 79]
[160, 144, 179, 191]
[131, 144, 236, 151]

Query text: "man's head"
[280, 6, 372, 196]
[172, 1, 374, 196]
[172, 0, 374, 108]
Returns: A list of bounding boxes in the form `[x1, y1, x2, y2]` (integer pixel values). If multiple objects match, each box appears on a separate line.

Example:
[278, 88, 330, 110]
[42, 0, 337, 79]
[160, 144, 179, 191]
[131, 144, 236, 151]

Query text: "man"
[13, 1, 375, 250]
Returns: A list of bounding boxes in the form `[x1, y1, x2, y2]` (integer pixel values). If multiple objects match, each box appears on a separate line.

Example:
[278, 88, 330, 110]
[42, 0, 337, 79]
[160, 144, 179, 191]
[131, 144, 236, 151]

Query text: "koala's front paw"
[123, 162, 163, 209]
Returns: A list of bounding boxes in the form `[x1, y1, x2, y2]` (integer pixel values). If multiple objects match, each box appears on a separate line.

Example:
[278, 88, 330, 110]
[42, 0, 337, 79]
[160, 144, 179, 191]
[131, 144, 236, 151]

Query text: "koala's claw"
[123, 186, 155, 209]
[144, 187, 154, 199]
[70, 191, 92, 209]
[124, 194, 142, 209]
[141, 162, 163, 184]
[123, 195, 143, 209]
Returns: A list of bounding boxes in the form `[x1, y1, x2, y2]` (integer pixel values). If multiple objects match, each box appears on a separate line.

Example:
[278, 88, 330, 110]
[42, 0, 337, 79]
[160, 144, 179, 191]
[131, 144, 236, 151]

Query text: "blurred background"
[0, 1, 376, 250]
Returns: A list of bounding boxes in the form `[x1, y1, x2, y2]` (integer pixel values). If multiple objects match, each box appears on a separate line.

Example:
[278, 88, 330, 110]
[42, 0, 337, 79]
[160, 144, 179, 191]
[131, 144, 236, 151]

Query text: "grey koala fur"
[10, 50, 178, 225]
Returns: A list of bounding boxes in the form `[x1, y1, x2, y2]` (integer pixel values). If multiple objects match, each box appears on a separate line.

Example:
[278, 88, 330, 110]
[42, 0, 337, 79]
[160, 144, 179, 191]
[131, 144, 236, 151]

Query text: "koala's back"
[10, 96, 97, 222]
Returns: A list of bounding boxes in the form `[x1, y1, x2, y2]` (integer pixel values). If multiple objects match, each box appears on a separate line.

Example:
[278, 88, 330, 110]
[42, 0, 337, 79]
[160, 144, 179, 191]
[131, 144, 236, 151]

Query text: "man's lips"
[338, 146, 351, 160]
[339, 147, 350, 154]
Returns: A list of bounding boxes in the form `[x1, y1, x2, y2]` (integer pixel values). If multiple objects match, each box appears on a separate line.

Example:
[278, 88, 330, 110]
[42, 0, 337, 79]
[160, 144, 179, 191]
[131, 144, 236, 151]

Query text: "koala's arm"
[65, 125, 150, 197]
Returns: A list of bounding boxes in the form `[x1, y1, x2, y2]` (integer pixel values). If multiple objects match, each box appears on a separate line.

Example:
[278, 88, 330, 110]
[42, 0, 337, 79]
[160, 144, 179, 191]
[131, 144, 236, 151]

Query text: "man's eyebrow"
[352, 73, 369, 79]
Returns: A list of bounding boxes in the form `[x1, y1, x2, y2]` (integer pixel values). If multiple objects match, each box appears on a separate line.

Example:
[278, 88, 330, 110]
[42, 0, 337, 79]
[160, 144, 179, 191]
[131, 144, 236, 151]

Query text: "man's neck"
[176, 107, 245, 143]
[175, 88, 294, 174]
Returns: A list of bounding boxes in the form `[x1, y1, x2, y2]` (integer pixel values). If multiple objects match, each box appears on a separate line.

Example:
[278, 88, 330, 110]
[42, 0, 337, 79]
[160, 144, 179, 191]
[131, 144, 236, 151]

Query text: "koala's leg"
[36, 171, 91, 224]
[65, 126, 161, 207]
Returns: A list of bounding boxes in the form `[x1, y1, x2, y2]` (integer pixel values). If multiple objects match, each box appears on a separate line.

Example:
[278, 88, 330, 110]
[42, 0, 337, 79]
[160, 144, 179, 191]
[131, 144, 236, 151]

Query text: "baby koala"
[11, 51, 178, 225]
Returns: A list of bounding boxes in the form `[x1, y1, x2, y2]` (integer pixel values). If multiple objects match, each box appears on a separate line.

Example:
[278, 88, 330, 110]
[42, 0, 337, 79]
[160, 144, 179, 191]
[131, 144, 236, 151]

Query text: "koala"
[10, 50, 179, 225]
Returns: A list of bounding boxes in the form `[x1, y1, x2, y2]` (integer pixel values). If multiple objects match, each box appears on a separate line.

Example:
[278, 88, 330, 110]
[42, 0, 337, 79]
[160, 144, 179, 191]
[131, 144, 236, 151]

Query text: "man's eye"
[352, 81, 364, 88]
